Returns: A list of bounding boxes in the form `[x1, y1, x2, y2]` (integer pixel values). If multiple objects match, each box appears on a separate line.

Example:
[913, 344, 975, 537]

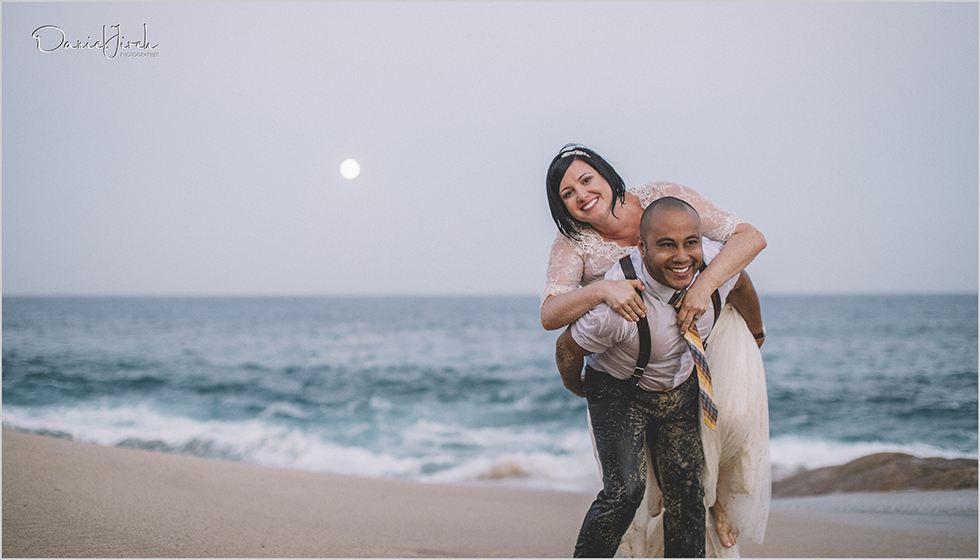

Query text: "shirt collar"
[631, 249, 697, 306]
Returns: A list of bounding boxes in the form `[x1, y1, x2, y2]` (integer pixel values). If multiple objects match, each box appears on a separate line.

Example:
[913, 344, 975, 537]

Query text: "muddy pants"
[574, 366, 705, 558]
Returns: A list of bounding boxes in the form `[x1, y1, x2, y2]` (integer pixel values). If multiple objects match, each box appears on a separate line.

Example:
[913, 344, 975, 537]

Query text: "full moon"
[339, 159, 361, 180]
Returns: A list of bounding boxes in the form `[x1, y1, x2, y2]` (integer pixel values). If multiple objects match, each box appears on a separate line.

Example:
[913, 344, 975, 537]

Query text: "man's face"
[637, 208, 704, 290]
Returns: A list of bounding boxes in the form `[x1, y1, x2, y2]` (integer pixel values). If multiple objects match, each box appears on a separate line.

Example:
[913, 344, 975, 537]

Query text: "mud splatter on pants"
[574, 366, 705, 558]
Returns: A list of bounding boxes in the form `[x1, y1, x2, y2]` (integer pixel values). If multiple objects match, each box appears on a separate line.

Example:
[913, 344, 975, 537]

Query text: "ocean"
[3, 294, 977, 494]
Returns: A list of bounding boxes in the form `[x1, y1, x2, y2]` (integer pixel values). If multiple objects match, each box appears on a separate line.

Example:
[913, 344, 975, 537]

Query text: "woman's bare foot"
[711, 503, 739, 548]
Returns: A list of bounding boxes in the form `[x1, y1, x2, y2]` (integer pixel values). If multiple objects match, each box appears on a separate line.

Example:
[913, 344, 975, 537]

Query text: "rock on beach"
[772, 452, 978, 498]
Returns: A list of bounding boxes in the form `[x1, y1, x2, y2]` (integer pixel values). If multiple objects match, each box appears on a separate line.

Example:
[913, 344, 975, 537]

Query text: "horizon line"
[2, 291, 977, 299]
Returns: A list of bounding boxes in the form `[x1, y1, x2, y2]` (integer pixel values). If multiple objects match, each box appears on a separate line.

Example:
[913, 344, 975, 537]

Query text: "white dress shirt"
[570, 239, 739, 392]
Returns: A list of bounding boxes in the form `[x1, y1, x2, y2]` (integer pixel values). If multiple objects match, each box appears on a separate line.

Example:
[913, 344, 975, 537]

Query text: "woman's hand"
[602, 279, 647, 322]
[676, 279, 711, 333]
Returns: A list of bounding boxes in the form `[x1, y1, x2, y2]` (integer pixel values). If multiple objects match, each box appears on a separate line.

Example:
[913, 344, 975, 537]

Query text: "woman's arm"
[541, 279, 645, 331]
[681, 222, 766, 332]
[540, 234, 645, 331]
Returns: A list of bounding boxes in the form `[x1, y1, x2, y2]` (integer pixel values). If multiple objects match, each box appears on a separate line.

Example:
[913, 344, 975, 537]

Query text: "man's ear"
[637, 236, 646, 259]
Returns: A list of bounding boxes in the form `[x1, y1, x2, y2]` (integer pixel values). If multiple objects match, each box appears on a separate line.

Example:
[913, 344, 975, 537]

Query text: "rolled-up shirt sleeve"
[569, 304, 631, 355]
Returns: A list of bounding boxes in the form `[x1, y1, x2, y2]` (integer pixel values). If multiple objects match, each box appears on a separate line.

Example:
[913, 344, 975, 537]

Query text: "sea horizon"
[3, 291, 978, 299]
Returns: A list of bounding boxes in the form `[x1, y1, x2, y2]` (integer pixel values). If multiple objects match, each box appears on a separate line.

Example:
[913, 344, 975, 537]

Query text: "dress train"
[588, 304, 770, 558]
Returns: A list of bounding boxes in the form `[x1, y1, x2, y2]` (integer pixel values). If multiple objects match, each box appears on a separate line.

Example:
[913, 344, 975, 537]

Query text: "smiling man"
[556, 196, 762, 558]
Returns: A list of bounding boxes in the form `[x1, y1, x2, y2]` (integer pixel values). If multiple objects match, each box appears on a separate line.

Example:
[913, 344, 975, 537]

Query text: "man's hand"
[556, 328, 590, 398]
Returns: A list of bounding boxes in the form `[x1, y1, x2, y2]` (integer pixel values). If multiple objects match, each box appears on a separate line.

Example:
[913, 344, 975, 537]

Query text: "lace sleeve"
[634, 181, 745, 243]
[541, 233, 585, 303]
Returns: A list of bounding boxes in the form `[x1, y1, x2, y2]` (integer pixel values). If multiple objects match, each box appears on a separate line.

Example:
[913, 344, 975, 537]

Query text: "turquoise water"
[3, 294, 976, 492]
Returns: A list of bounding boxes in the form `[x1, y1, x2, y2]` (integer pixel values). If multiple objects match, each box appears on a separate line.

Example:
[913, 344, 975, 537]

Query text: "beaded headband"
[560, 149, 589, 159]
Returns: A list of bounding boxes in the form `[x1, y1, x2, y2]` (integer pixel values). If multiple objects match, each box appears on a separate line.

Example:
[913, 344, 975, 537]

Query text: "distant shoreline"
[2, 292, 978, 299]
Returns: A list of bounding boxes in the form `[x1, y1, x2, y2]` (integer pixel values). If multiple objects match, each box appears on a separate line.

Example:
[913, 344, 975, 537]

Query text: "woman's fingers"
[677, 299, 708, 332]
[607, 279, 647, 322]
[626, 280, 646, 319]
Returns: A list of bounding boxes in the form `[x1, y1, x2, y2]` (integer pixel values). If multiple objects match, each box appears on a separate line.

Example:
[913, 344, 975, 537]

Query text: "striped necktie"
[669, 289, 718, 431]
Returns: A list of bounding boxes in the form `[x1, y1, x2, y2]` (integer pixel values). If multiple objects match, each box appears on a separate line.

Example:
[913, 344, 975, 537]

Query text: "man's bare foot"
[711, 503, 739, 548]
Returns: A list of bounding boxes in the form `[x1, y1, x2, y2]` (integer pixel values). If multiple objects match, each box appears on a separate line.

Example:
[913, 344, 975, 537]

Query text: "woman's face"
[558, 159, 614, 224]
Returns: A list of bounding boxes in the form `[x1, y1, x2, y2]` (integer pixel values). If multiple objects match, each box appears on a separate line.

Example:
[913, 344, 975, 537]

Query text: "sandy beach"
[3, 430, 977, 558]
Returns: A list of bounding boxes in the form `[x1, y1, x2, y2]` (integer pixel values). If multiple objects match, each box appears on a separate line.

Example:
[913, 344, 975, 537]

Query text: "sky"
[3, 2, 977, 297]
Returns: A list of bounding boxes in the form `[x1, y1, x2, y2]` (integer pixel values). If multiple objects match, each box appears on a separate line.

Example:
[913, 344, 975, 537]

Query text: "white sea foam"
[1, 404, 600, 491]
[4, 403, 975, 495]
[1, 404, 433, 479]
[417, 432, 603, 494]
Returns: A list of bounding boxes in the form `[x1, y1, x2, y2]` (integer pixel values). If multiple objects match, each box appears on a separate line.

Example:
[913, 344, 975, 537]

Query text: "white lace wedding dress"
[543, 181, 770, 558]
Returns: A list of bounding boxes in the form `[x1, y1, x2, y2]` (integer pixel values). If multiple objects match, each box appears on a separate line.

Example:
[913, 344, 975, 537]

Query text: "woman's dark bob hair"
[546, 144, 627, 241]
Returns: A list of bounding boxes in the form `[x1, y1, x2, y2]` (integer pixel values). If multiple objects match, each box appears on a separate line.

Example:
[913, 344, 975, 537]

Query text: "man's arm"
[726, 270, 765, 347]
[556, 327, 592, 397]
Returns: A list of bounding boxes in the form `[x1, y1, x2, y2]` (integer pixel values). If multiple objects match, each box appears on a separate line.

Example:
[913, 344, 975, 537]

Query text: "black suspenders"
[618, 255, 722, 387]
[618, 256, 650, 385]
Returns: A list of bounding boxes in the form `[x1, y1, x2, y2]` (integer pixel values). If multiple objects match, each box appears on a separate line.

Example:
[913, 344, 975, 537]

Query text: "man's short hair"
[639, 196, 701, 238]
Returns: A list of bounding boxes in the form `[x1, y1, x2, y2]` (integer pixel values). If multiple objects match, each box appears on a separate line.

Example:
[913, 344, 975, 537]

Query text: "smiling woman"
[339, 159, 360, 180]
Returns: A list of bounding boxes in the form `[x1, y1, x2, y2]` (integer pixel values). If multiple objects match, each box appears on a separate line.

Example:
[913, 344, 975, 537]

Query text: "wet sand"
[3, 431, 977, 557]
